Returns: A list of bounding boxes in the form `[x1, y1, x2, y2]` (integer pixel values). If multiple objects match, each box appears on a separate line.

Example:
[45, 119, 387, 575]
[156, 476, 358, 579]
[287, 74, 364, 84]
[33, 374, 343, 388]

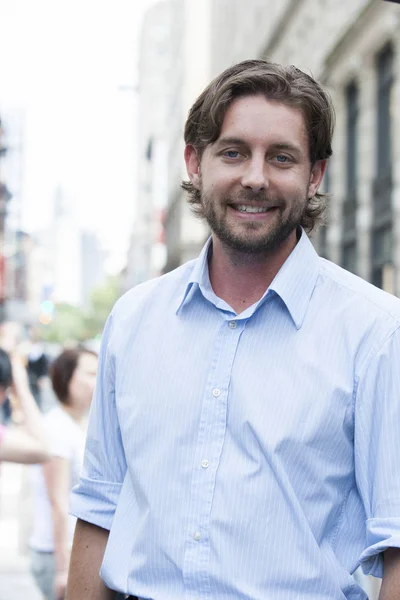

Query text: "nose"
[241, 156, 268, 192]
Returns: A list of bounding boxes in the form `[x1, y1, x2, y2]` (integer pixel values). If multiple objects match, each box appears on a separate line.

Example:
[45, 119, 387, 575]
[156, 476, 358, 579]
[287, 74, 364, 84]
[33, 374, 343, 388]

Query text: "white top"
[30, 405, 86, 552]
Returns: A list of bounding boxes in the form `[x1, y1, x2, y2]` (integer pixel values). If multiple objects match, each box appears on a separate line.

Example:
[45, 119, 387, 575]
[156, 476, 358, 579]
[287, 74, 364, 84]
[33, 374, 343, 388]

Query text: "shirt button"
[212, 388, 221, 397]
[229, 321, 237, 329]
[201, 459, 209, 469]
[193, 531, 201, 541]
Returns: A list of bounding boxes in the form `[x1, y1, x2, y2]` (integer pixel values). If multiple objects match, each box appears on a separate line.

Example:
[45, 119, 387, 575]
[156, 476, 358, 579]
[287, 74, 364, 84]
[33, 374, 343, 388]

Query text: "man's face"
[185, 94, 325, 255]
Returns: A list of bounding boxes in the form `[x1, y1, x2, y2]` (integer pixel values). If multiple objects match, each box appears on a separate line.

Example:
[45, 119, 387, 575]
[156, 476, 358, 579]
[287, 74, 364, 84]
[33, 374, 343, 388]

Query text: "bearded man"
[67, 60, 400, 600]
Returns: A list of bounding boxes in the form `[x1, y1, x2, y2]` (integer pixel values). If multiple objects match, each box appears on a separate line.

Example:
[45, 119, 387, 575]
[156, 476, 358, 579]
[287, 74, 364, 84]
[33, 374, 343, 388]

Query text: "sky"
[0, 0, 159, 273]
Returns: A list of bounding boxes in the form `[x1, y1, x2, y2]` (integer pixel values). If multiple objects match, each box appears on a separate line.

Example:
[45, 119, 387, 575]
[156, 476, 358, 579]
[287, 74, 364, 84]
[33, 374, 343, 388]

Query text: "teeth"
[236, 205, 269, 213]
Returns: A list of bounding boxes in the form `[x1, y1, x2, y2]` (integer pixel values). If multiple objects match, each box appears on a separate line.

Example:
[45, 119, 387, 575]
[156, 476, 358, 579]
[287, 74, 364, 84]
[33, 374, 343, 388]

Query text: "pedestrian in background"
[0, 348, 49, 465]
[0, 320, 49, 465]
[68, 60, 400, 599]
[29, 347, 98, 600]
[26, 326, 51, 411]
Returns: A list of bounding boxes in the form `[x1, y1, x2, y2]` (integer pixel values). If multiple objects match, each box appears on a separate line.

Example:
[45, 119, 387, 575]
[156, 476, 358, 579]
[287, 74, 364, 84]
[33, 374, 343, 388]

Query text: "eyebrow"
[215, 137, 302, 155]
[215, 137, 246, 147]
[270, 142, 302, 154]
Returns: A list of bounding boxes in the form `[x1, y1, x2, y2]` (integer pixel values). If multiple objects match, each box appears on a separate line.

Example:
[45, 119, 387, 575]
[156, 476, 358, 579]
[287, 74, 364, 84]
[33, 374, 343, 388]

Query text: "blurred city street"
[0, 462, 42, 600]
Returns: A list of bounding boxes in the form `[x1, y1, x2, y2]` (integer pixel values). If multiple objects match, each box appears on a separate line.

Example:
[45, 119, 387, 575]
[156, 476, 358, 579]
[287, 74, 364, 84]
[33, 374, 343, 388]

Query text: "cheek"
[69, 376, 89, 400]
[201, 167, 236, 192]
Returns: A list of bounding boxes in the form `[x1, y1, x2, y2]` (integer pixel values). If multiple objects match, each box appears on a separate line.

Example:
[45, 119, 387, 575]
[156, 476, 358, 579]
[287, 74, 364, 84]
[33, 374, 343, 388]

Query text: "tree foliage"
[40, 275, 121, 344]
[83, 275, 121, 339]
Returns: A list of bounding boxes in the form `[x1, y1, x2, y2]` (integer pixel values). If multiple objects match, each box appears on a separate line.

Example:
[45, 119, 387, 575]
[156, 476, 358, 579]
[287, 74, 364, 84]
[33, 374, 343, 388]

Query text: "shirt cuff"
[359, 517, 400, 577]
[69, 475, 122, 531]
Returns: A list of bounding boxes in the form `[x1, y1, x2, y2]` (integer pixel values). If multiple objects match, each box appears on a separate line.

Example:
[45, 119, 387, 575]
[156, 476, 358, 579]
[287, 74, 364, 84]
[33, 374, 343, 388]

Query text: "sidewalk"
[0, 553, 42, 600]
[0, 462, 43, 600]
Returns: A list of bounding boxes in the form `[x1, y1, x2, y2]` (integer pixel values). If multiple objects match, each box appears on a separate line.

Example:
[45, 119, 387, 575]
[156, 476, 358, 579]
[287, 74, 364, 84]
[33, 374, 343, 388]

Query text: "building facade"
[125, 0, 172, 289]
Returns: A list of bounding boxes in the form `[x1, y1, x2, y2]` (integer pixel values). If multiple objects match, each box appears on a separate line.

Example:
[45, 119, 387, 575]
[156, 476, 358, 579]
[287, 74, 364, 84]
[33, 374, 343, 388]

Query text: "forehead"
[217, 94, 308, 148]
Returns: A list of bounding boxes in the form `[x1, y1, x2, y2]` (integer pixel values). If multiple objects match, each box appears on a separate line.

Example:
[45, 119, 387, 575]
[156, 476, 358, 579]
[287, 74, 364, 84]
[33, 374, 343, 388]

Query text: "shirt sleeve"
[69, 311, 127, 531]
[355, 326, 400, 577]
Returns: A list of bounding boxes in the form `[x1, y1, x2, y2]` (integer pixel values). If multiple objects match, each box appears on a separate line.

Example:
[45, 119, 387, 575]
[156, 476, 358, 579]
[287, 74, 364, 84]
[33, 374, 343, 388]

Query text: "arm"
[66, 519, 114, 600]
[68, 313, 127, 593]
[379, 548, 400, 600]
[355, 329, 400, 577]
[43, 456, 71, 600]
[0, 427, 49, 464]
[0, 356, 49, 464]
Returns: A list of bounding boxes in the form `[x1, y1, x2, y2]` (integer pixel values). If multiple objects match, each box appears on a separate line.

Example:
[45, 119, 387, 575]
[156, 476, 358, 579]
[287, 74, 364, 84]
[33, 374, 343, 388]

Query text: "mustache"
[224, 191, 284, 207]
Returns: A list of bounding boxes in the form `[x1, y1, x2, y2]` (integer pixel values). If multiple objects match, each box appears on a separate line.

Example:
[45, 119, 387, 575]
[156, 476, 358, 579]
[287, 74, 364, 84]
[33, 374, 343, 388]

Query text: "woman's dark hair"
[182, 59, 335, 232]
[50, 347, 97, 405]
[0, 349, 12, 390]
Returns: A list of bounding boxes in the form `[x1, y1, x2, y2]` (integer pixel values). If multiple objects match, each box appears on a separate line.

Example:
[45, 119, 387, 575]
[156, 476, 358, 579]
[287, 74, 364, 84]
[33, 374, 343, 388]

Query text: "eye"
[223, 150, 241, 159]
[275, 154, 290, 163]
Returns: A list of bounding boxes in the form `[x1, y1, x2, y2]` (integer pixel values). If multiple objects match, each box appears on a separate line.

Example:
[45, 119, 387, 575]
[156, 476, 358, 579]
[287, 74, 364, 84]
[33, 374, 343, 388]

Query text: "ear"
[307, 160, 327, 198]
[184, 144, 201, 189]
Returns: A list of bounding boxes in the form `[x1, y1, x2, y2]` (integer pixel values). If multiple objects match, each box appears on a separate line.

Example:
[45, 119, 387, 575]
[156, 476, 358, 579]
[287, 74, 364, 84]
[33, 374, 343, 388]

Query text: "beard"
[201, 189, 307, 255]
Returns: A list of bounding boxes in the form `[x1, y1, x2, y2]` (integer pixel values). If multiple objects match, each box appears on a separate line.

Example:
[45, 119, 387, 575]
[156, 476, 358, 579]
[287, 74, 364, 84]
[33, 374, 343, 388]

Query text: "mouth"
[232, 204, 272, 214]
[228, 203, 279, 219]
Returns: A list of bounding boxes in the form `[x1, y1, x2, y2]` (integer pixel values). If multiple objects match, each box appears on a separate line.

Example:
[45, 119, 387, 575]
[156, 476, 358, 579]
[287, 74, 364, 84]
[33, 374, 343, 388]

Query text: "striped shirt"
[71, 230, 400, 599]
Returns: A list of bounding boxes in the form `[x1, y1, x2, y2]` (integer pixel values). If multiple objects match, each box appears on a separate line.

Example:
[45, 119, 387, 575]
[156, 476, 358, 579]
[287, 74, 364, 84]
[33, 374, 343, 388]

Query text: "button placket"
[183, 318, 242, 596]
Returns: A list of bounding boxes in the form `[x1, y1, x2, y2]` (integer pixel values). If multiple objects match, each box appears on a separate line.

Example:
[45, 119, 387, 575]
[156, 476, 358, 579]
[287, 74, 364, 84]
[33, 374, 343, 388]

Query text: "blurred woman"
[0, 348, 49, 464]
[29, 347, 98, 600]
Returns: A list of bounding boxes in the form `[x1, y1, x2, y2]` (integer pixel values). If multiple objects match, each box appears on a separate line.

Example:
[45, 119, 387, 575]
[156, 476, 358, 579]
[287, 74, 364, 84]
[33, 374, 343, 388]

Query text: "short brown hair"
[50, 347, 97, 405]
[181, 59, 335, 232]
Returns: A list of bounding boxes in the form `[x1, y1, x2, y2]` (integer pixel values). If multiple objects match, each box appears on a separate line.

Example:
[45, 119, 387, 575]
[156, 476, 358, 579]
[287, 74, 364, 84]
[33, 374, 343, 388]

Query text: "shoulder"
[44, 407, 77, 438]
[318, 258, 400, 325]
[43, 406, 63, 426]
[44, 407, 81, 457]
[110, 259, 197, 323]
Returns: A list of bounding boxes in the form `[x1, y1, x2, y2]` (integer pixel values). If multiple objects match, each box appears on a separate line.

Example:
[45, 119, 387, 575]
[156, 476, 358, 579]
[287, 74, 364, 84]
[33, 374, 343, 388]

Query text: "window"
[342, 80, 358, 274]
[371, 43, 394, 289]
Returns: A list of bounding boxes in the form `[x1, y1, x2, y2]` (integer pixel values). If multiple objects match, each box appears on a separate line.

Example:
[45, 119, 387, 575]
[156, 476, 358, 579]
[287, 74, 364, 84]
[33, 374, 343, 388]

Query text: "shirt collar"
[268, 230, 320, 329]
[176, 238, 213, 314]
[176, 230, 320, 329]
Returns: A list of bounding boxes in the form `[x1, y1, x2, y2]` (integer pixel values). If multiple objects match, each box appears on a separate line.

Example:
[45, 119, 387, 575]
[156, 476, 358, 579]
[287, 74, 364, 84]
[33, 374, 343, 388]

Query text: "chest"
[114, 312, 355, 470]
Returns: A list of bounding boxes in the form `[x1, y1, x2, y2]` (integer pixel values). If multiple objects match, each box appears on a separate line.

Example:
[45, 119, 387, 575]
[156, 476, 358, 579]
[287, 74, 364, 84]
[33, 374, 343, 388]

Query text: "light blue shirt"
[71, 231, 400, 599]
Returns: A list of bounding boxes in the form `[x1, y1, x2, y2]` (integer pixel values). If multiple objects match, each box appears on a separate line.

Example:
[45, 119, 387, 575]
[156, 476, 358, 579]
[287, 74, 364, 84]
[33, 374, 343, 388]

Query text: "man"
[67, 60, 400, 599]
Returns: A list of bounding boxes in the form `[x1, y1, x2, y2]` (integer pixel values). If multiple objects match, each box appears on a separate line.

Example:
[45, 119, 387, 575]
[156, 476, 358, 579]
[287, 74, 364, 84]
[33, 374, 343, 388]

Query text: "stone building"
[125, 0, 172, 289]
[129, 0, 213, 282]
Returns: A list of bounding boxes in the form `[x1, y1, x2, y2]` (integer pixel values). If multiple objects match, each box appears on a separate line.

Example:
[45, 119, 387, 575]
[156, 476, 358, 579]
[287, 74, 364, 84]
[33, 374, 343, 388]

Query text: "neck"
[61, 402, 86, 425]
[209, 231, 298, 314]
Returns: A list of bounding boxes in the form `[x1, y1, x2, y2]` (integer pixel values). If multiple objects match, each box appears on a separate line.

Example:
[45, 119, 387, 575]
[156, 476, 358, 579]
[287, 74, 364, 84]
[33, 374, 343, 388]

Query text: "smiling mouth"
[231, 204, 275, 214]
